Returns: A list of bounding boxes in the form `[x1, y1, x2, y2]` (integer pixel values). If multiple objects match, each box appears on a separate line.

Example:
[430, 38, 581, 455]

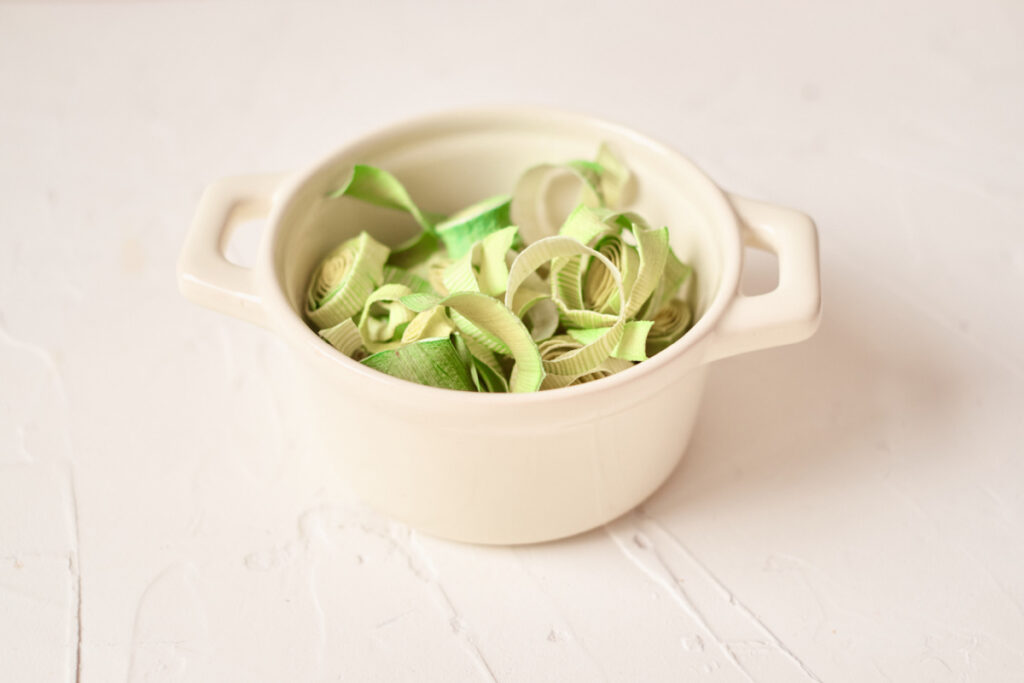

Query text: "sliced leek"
[305, 232, 389, 329]
[361, 338, 475, 392]
[311, 144, 695, 391]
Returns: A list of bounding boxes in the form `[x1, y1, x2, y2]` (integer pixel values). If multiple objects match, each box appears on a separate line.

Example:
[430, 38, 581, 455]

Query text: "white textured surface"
[1, 1, 1023, 680]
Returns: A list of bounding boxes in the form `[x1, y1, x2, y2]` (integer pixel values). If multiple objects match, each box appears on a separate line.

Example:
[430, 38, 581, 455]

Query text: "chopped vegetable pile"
[305, 145, 694, 393]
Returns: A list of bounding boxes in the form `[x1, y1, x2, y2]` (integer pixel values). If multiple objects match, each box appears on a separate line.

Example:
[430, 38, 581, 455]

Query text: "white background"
[1, 1, 1022, 681]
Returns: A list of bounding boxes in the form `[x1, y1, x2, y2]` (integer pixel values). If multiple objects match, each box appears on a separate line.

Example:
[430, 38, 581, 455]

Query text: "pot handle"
[177, 173, 288, 328]
[705, 194, 822, 362]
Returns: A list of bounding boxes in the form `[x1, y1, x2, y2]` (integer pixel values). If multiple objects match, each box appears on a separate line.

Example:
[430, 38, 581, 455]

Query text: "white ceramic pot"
[178, 108, 821, 545]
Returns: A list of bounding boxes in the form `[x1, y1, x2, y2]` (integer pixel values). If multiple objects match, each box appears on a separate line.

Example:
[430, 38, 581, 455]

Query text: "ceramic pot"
[178, 107, 821, 544]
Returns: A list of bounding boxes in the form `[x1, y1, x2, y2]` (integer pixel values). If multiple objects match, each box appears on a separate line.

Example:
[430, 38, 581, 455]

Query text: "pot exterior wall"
[295, 357, 710, 544]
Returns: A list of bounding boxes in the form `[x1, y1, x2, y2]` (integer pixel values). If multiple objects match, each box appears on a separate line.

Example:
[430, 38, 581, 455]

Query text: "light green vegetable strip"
[318, 318, 365, 359]
[474, 226, 518, 295]
[435, 195, 512, 260]
[595, 142, 632, 208]
[508, 282, 551, 318]
[537, 336, 581, 361]
[382, 264, 434, 295]
[551, 206, 635, 312]
[555, 361, 633, 389]
[325, 164, 445, 269]
[387, 231, 442, 270]
[471, 358, 508, 393]
[623, 225, 670, 318]
[568, 320, 653, 362]
[306, 232, 390, 330]
[441, 253, 479, 295]
[564, 144, 632, 208]
[509, 145, 630, 245]
[452, 336, 486, 393]
[462, 334, 504, 378]
[459, 335, 509, 393]
[583, 234, 640, 314]
[545, 210, 623, 329]
[510, 163, 597, 245]
[565, 160, 603, 187]
[401, 306, 455, 344]
[449, 310, 511, 356]
[399, 292, 443, 311]
[559, 206, 644, 242]
[442, 226, 519, 297]
[401, 291, 543, 392]
[641, 248, 692, 319]
[553, 208, 667, 320]
[523, 298, 559, 341]
[557, 203, 618, 246]
[557, 307, 619, 330]
[406, 252, 452, 296]
[504, 271, 559, 342]
[328, 164, 434, 231]
[361, 337, 475, 392]
[535, 337, 582, 390]
[551, 251, 586, 312]
[646, 299, 692, 355]
[357, 284, 417, 353]
[537, 336, 633, 390]
[506, 236, 626, 376]
[523, 255, 621, 333]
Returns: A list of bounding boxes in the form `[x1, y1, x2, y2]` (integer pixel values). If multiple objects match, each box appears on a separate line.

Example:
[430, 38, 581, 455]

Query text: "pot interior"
[272, 110, 735, 335]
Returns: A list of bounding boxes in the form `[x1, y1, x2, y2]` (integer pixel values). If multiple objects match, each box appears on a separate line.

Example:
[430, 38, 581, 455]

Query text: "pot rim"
[259, 105, 741, 405]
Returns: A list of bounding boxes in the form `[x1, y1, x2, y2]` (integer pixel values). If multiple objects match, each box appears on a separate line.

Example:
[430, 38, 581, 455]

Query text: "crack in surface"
[639, 512, 823, 683]
[392, 526, 497, 682]
[69, 474, 82, 683]
[608, 510, 825, 682]
[1, 320, 84, 683]
[299, 507, 499, 682]
[296, 509, 329, 674]
[606, 515, 755, 682]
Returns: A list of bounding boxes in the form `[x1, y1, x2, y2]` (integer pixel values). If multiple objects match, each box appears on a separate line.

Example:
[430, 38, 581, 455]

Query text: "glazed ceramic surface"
[178, 108, 821, 544]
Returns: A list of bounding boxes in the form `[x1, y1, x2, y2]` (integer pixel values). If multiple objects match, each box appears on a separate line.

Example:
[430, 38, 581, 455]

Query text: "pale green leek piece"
[308, 145, 694, 392]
